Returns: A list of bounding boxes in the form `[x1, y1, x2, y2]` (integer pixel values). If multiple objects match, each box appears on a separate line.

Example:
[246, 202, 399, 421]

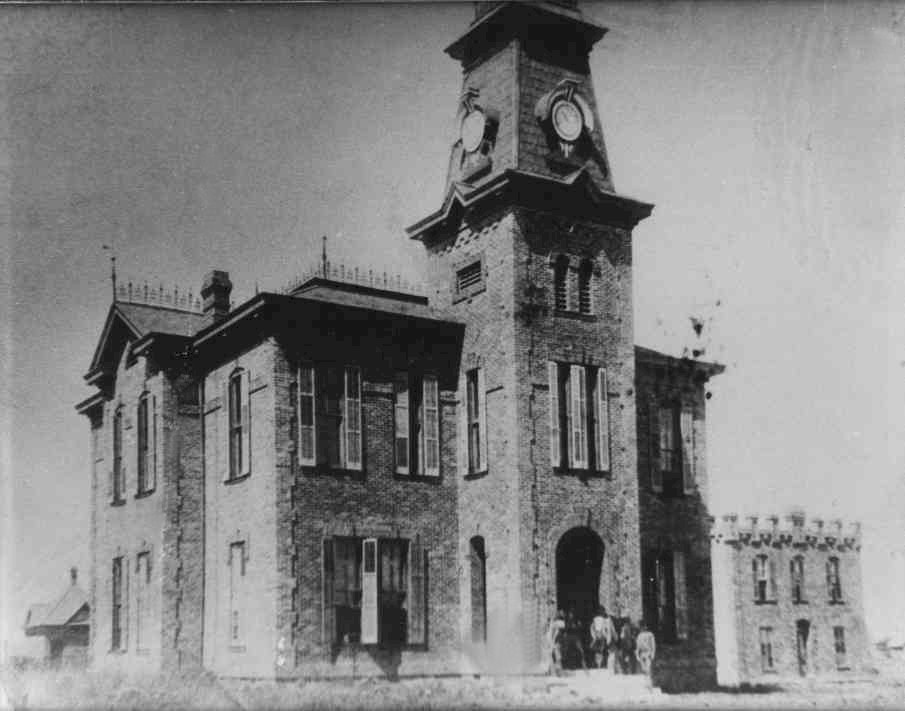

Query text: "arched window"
[790, 555, 805, 604]
[228, 369, 250, 479]
[113, 405, 124, 503]
[553, 255, 569, 311]
[578, 259, 593, 314]
[470, 536, 487, 643]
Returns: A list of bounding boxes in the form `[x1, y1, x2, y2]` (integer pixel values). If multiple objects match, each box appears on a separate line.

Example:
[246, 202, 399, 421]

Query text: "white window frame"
[548, 362, 560, 467]
[343, 366, 362, 470]
[465, 368, 487, 474]
[297, 365, 316, 466]
[422, 374, 440, 477]
[394, 372, 410, 475]
[595, 367, 610, 471]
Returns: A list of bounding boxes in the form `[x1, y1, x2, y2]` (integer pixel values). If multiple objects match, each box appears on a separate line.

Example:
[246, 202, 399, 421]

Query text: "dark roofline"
[635, 344, 725, 377]
[75, 391, 106, 416]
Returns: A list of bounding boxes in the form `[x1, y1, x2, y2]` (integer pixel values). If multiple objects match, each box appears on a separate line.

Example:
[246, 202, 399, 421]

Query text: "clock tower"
[408, 1, 654, 672]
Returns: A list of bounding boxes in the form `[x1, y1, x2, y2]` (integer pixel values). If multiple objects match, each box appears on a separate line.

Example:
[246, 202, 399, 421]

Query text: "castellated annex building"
[75, 1, 865, 688]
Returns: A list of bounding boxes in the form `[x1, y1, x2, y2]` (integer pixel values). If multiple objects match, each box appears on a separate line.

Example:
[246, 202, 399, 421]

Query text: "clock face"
[461, 110, 486, 153]
[552, 99, 583, 142]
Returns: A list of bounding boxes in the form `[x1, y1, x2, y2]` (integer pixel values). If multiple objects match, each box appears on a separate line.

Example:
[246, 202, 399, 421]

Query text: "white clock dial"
[461, 110, 486, 153]
[552, 99, 583, 142]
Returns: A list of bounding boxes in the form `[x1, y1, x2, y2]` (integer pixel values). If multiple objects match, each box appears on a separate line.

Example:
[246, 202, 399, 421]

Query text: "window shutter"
[569, 365, 587, 468]
[395, 372, 410, 475]
[322, 538, 334, 648]
[752, 557, 759, 599]
[680, 409, 694, 493]
[477, 368, 488, 472]
[123, 562, 129, 651]
[768, 557, 777, 600]
[673, 551, 688, 640]
[298, 366, 316, 466]
[344, 367, 362, 470]
[151, 395, 158, 491]
[361, 538, 378, 644]
[596, 367, 610, 471]
[407, 541, 427, 645]
[240, 370, 252, 476]
[423, 375, 440, 477]
[650, 402, 662, 492]
[548, 362, 560, 468]
[458, 373, 468, 477]
[826, 559, 833, 599]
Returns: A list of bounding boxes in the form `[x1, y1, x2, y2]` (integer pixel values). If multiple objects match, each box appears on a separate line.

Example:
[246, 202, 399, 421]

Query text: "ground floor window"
[323, 536, 427, 647]
[641, 549, 687, 642]
[229, 541, 247, 647]
[111, 556, 125, 651]
[470, 536, 487, 643]
[833, 626, 847, 669]
[759, 626, 774, 672]
[135, 552, 151, 652]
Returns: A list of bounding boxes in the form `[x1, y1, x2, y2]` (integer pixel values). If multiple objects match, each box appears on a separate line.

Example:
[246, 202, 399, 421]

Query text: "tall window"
[470, 536, 487, 643]
[578, 259, 593, 314]
[395, 373, 440, 477]
[753, 554, 776, 603]
[113, 406, 124, 503]
[229, 541, 246, 646]
[826, 557, 843, 603]
[553, 255, 569, 311]
[136, 394, 156, 494]
[111, 556, 124, 651]
[641, 549, 687, 642]
[296, 365, 362, 470]
[135, 551, 151, 652]
[548, 362, 610, 471]
[228, 370, 251, 479]
[790, 555, 805, 604]
[650, 403, 694, 495]
[833, 626, 847, 669]
[323, 537, 426, 647]
[759, 627, 774, 672]
[465, 368, 487, 474]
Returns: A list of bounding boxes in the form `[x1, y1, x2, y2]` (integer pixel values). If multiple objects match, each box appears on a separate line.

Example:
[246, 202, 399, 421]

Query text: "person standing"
[562, 609, 587, 670]
[635, 620, 656, 679]
[617, 617, 638, 674]
[546, 609, 566, 676]
[588, 606, 616, 669]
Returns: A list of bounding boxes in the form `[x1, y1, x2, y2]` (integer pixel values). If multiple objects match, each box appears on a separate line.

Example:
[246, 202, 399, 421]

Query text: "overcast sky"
[2, 1, 904, 656]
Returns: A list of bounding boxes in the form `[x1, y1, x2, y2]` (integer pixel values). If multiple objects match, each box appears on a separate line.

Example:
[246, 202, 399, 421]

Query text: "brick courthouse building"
[76, 1, 727, 685]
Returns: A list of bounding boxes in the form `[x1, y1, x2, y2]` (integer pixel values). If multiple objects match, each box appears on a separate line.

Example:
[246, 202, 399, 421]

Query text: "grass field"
[2, 666, 904, 710]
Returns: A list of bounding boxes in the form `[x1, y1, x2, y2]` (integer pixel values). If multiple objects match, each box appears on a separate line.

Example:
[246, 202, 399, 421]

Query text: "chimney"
[201, 270, 232, 326]
[70, 567, 78, 585]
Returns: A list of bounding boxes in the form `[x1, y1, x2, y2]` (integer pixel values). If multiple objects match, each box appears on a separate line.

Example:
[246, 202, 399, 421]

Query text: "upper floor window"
[650, 403, 694, 496]
[827, 556, 843, 603]
[394, 372, 440, 477]
[752, 554, 776, 603]
[548, 362, 609, 472]
[323, 536, 427, 647]
[136, 393, 156, 495]
[465, 368, 487, 475]
[296, 364, 362, 471]
[553, 255, 569, 311]
[641, 549, 687, 643]
[790, 555, 806, 604]
[228, 369, 251, 480]
[112, 406, 125, 504]
[759, 627, 775, 672]
[578, 259, 593, 314]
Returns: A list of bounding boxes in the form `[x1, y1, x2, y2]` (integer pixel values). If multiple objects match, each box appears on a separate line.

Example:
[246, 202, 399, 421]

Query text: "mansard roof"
[406, 168, 653, 243]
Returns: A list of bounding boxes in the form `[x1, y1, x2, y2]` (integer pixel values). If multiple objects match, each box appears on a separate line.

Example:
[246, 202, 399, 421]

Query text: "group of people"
[546, 607, 656, 677]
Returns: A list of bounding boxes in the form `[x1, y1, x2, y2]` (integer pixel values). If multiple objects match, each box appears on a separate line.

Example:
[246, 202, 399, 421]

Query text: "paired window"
[790, 555, 806, 604]
[455, 258, 485, 300]
[759, 627, 775, 672]
[465, 369, 487, 475]
[112, 406, 125, 503]
[833, 626, 847, 669]
[296, 365, 362, 471]
[753, 554, 777, 603]
[135, 552, 151, 652]
[552, 256, 594, 315]
[641, 549, 687, 642]
[111, 556, 125, 651]
[548, 362, 610, 472]
[136, 393, 157, 495]
[650, 403, 695, 495]
[322, 537, 427, 647]
[229, 541, 247, 646]
[470, 536, 487, 643]
[228, 370, 252, 480]
[394, 373, 440, 477]
[826, 557, 843, 603]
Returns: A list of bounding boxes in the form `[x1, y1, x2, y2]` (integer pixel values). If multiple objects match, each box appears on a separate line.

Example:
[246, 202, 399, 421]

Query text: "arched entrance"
[555, 527, 604, 668]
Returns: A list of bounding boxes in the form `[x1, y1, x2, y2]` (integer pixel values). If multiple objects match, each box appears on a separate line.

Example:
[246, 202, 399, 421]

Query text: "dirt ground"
[2, 666, 904, 710]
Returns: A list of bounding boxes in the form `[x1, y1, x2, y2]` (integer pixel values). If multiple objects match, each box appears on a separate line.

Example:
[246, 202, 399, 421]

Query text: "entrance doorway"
[796, 619, 810, 676]
[555, 527, 604, 668]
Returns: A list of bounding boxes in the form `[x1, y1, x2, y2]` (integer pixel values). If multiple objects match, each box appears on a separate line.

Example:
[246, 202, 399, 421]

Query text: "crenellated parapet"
[710, 511, 861, 552]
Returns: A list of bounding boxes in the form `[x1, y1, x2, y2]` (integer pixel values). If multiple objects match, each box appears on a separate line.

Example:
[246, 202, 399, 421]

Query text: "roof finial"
[102, 244, 117, 301]
[321, 235, 328, 277]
